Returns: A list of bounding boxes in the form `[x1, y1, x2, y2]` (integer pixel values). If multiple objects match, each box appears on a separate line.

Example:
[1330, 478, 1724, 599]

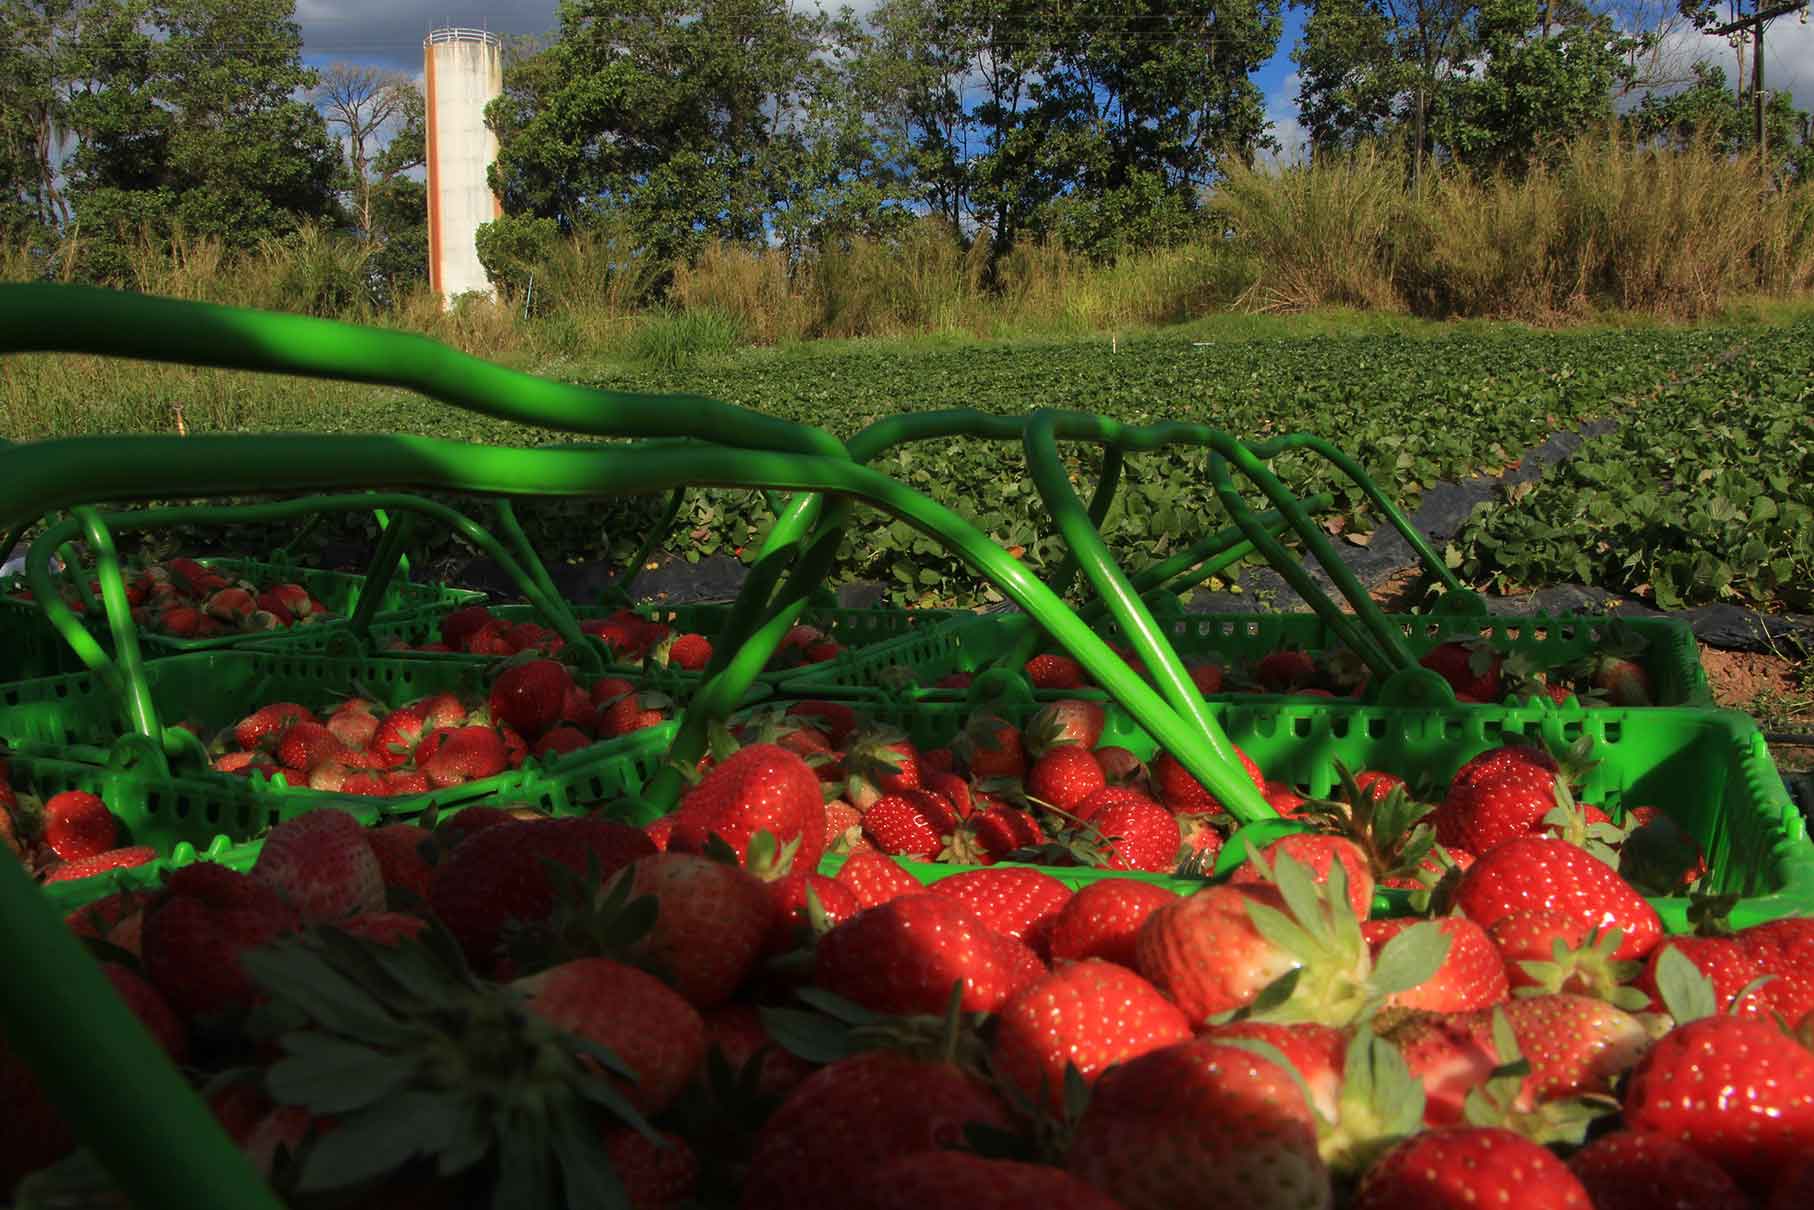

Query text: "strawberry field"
[3, 284, 1814, 1210]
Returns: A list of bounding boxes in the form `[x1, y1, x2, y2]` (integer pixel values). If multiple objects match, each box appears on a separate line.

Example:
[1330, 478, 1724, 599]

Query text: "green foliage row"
[89, 318, 1813, 612]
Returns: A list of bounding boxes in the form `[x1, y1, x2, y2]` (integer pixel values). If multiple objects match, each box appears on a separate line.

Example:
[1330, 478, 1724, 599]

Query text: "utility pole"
[1706, 0, 1810, 160]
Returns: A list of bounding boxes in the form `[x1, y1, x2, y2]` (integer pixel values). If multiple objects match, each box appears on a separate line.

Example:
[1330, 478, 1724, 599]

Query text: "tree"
[314, 63, 415, 242]
[63, 0, 341, 281]
[0, 1, 99, 245]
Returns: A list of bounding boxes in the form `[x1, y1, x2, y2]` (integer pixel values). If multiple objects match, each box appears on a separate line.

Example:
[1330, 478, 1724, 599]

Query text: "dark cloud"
[296, 1, 561, 71]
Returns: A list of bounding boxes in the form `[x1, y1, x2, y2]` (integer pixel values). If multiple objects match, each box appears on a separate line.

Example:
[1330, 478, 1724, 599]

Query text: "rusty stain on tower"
[423, 28, 503, 308]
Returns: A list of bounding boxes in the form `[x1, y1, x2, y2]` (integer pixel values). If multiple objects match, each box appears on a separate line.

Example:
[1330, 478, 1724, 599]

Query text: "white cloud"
[1262, 70, 1310, 166]
[1658, 14, 1814, 112]
[296, 1, 561, 70]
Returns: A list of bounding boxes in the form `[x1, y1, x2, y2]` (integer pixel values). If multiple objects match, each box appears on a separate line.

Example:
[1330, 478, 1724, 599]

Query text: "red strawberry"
[921, 770, 974, 819]
[41, 790, 119, 862]
[1151, 745, 1264, 815]
[766, 869, 859, 953]
[928, 867, 1072, 957]
[1048, 878, 1180, 968]
[530, 725, 592, 759]
[1491, 909, 1646, 1004]
[1449, 742, 1560, 792]
[1623, 1013, 1814, 1195]
[1437, 766, 1573, 857]
[1135, 884, 1303, 1023]
[439, 605, 497, 649]
[1381, 1009, 1501, 1125]
[1500, 993, 1650, 1102]
[1419, 641, 1506, 702]
[1352, 1126, 1588, 1210]
[666, 633, 713, 671]
[1262, 781, 1309, 817]
[957, 714, 1028, 781]
[1026, 745, 1106, 814]
[514, 957, 705, 1115]
[1254, 648, 1317, 693]
[942, 802, 1044, 865]
[786, 701, 858, 747]
[141, 863, 302, 1021]
[367, 705, 427, 767]
[323, 700, 381, 749]
[814, 893, 1045, 1016]
[1453, 837, 1662, 962]
[1634, 935, 1769, 1019]
[668, 743, 826, 876]
[1203, 1019, 1349, 1123]
[600, 1129, 699, 1210]
[1025, 652, 1087, 690]
[333, 911, 429, 946]
[250, 808, 385, 921]
[1231, 834, 1375, 920]
[993, 959, 1192, 1110]
[1365, 914, 1508, 1012]
[610, 852, 774, 1007]
[844, 1153, 1124, 1210]
[1087, 792, 1183, 872]
[274, 721, 347, 773]
[740, 1051, 1015, 1210]
[234, 702, 315, 751]
[844, 735, 923, 809]
[487, 659, 572, 741]
[427, 818, 656, 970]
[832, 848, 922, 909]
[823, 798, 863, 853]
[863, 790, 961, 859]
[419, 725, 508, 788]
[42, 845, 156, 883]
[1024, 699, 1107, 756]
[1567, 1129, 1750, 1210]
[701, 1002, 815, 1099]
[1739, 917, 1814, 1024]
[1066, 1036, 1328, 1210]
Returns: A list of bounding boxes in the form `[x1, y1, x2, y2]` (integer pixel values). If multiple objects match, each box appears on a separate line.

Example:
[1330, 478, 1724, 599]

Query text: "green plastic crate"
[5, 750, 386, 912]
[0, 651, 738, 820]
[1, 556, 486, 680]
[780, 608, 1713, 707]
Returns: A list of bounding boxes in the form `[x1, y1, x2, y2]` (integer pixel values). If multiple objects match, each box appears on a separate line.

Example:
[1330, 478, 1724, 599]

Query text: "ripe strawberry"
[600, 1128, 699, 1210]
[438, 605, 497, 649]
[40, 790, 119, 861]
[1025, 652, 1087, 690]
[1634, 935, 1768, 1019]
[428, 817, 656, 971]
[1490, 910, 1647, 1005]
[1026, 745, 1107, 813]
[1365, 914, 1508, 1012]
[701, 1002, 815, 1100]
[514, 957, 705, 1115]
[814, 892, 1045, 1015]
[42, 845, 156, 883]
[141, 862, 302, 1021]
[1048, 878, 1180, 968]
[1151, 745, 1265, 814]
[487, 659, 572, 741]
[766, 868, 858, 954]
[928, 867, 1072, 957]
[993, 959, 1192, 1110]
[1381, 1009, 1501, 1125]
[863, 790, 961, 859]
[832, 848, 922, 909]
[1025, 698, 1107, 756]
[666, 632, 713, 670]
[1738, 917, 1814, 1024]
[1232, 834, 1376, 920]
[1567, 1129, 1750, 1210]
[1067, 1036, 1329, 1210]
[740, 1051, 1016, 1210]
[922, 770, 974, 818]
[234, 702, 315, 751]
[64, 888, 151, 956]
[1087, 792, 1183, 872]
[1419, 640, 1506, 702]
[419, 725, 508, 788]
[1254, 648, 1317, 693]
[608, 852, 774, 1007]
[323, 700, 381, 749]
[1352, 1126, 1589, 1210]
[1262, 781, 1309, 816]
[1437, 769, 1575, 857]
[1449, 742, 1561, 792]
[1453, 837, 1662, 962]
[844, 734, 923, 809]
[333, 911, 429, 946]
[845, 1153, 1124, 1210]
[1135, 882, 1300, 1021]
[786, 700, 859, 747]
[1623, 1013, 1814, 1194]
[274, 721, 346, 773]
[250, 808, 385, 921]
[1500, 993, 1649, 1102]
[203, 586, 256, 624]
[1205, 1019, 1350, 1124]
[669, 743, 826, 875]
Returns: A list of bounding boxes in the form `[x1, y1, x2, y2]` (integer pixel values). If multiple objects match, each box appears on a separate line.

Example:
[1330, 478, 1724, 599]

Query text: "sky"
[293, 0, 1811, 158]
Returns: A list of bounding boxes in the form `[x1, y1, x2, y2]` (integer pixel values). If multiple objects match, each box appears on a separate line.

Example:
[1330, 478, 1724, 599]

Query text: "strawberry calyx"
[497, 853, 663, 978]
[1458, 1008, 1619, 1145]
[1296, 762, 1440, 886]
[1510, 926, 1649, 1010]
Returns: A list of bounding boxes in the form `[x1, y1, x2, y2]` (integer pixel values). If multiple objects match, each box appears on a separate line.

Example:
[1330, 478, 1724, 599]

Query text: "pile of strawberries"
[199, 659, 682, 797]
[403, 604, 849, 674]
[8, 695, 1812, 1209]
[8, 557, 337, 639]
[918, 637, 1656, 709]
[0, 766, 157, 886]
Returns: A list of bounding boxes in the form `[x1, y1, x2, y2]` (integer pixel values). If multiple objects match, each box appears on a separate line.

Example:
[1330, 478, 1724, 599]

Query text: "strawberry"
[606, 852, 774, 1007]
[1135, 883, 1303, 1023]
[233, 702, 315, 751]
[844, 733, 923, 809]
[1453, 837, 1662, 962]
[766, 869, 858, 953]
[1048, 877, 1180, 968]
[862, 790, 961, 859]
[323, 700, 381, 749]
[427, 817, 656, 970]
[332, 911, 429, 946]
[419, 725, 508, 788]
[844, 1153, 1125, 1210]
[1025, 652, 1087, 690]
[1231, 834, 1376, 920]
[992, 959, 1192, 1111]
[487, 658, 572, 741]
[1086, 792, 1183, 872]
[64, 888, 151, 955]
[1263, 781, 1309, 816]
[439, 605, 498, 649]
[1588, 654, 1653, 707]
[954, 713, 1027, 781]
[1499, 993, 1649, 1102]
[1566, 1129, 1750, 1210]
[250, 808, 385, 921]
[141, 862, 302, 1021]
[1380, 1009, 1501, 1125]
[832, 848, 921, 909]
[1202, 1019, 1350, 1124]
[1351, 1126, 1589, 1210]
[669, 743, 826, 875]
[786, 700, 858, 747]
[666, 632, 713, 671]
[927, 867, 1072, 957]
[1449, 742, 1561, 792]
[1151, 745, 1265, 815]
[823, 797, 863, 852]
[273, 721, 346, 772]
[1490, 910, 1646, 1005]
[1254, 648, 1317, 692]
[1364, 914, 1508, 1012]
[1738, 917, 1814, 1023]
[40, 790, 119, 862]
[1024, 698, 1107, 756]
[1067, 1036, 1329, 1210]
[203, 586, 256, 624]
[740, 1051, 1016, 1210]
[1419, 640, 1506, 702]
[601, 1129, 700, 1209]
[921, 770, 974, 818]
[814, 892, 1045, 1015]
[1623, 1013, 1814, 1195]
[1436, 764, 1574, 856]
[1025, 744, 1107, 813]
[42, 845, 156, 882]
[514, 957, 706, 1115]
[1634, 935, 1768, 1019]
[702, 1002, 815, 1099]
[366, 705, 427, 767]
[940, 801, 1044, 868]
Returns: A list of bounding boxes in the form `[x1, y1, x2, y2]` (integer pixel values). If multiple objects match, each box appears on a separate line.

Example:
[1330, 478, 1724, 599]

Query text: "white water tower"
[423, 27, 503, 307]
